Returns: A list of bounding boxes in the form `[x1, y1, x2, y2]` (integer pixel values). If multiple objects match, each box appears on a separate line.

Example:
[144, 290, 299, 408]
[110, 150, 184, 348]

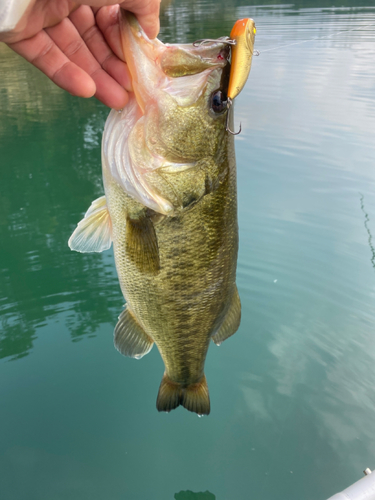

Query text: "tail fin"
[156, 374, 181, 413]
[181, 375, 210, 415]
[156, 373, 210, 415]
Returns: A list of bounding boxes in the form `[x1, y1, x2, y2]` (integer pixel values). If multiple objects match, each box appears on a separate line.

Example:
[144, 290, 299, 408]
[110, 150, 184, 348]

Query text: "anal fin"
[212, 286, 241, 346]
[114, 306, 153, 359]
[126, 215, 160, 274]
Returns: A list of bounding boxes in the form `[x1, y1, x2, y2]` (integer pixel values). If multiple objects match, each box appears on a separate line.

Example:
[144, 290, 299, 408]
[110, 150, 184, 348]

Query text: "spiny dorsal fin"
[68, 196, 112, 253]
[126, 215, 160, 274]
[156, 373, 210, 415]
[114, 306, 154, 359]
[212, 286, 241, 346]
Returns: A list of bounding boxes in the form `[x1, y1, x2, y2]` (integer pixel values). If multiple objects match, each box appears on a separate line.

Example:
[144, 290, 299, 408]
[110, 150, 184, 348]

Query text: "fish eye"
[211, 90, 227, 114]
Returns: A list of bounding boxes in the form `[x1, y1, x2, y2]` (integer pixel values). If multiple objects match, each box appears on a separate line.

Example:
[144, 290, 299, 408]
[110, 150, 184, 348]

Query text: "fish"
[69, 11, 247, 415]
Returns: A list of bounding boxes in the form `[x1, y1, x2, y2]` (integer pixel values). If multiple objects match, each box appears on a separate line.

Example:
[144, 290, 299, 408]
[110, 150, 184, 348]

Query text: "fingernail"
[109, 4, 120, 21]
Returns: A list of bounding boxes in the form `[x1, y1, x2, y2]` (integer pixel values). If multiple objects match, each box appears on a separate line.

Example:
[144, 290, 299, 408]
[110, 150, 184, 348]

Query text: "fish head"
[102, 11, 232, 215]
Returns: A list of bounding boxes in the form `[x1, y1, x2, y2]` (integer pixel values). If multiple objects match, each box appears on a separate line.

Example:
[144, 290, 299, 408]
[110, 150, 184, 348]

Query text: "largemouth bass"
[69, 12, 255, 415]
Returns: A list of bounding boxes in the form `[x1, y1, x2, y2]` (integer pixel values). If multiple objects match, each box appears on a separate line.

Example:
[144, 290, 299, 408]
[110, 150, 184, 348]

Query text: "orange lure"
[227, 18, 256, 102]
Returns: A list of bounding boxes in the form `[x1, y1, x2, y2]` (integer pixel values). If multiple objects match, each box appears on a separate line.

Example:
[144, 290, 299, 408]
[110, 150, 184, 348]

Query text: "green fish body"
[69, 12, 241, 415]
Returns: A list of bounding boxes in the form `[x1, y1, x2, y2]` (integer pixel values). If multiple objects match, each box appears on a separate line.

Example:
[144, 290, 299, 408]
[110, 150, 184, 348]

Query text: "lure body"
[227, 18, 256, 101]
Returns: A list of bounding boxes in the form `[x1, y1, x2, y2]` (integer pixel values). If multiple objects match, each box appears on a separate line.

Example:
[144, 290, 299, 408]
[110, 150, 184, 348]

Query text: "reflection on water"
[359, 194, 375, 270]
[1, 1, 375, 499]
[0, 44, 121, 360]
[175, 491, 215, 500]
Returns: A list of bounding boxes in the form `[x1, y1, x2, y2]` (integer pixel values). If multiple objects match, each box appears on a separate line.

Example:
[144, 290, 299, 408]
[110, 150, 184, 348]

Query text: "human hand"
[1, 1, 161, 109]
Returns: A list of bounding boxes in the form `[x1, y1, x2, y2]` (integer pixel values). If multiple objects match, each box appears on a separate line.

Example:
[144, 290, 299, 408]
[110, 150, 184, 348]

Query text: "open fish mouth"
[120, 11, 230, 112]
[101, 11, 231, 216]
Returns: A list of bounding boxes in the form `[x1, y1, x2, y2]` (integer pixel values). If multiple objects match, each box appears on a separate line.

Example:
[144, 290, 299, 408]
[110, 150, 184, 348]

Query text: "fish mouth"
[119, 10, 230, 113]
[101, 11, 231, 215]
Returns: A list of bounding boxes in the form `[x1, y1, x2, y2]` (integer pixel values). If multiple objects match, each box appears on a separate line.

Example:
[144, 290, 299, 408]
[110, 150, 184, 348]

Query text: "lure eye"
[211, 90, 227, 114]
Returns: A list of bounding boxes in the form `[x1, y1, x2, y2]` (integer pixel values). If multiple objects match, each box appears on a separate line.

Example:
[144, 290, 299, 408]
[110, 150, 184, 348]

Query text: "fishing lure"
[226, 18, 256, 134]
[193, 18, 257, 135]
[228, 18, 257, 102]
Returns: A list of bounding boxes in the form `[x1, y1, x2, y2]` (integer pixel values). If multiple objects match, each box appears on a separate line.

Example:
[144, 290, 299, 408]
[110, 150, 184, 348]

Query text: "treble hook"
[192, 37, 237, 47]
[225, 98, 241, 135]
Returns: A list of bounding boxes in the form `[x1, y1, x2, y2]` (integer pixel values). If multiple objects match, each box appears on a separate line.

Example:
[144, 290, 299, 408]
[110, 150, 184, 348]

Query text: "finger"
[45, 15, 128, 109]
[8, 30, 96, 98]
[69, 5, 132, 91]
[95, 5, 124, 61]
[119, 0, 161, 39]
[1, 0, 77, 44]
[76, 0, 161, 38]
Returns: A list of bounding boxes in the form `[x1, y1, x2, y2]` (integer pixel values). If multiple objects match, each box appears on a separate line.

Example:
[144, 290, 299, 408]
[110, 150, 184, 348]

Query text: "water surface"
[1, 1, 375, 499]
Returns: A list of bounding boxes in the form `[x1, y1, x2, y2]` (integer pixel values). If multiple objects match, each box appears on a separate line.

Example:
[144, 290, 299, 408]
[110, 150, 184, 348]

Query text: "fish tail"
[156, 374, 181, 413]
[181, 375, 210, 415]
[156, 373, 210, 415]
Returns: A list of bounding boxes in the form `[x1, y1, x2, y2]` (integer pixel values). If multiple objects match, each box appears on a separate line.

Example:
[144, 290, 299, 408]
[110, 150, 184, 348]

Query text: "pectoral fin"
[68, 196, 112, 253]
[114, 306, 154, 359]
[126, 215, 160, 274]
[212, 286, 241, 346]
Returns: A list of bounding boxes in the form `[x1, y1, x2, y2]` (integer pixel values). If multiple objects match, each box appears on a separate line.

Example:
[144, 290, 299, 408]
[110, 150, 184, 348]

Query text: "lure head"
[230, 18, 256, 50]
[227, 18, 256, 101]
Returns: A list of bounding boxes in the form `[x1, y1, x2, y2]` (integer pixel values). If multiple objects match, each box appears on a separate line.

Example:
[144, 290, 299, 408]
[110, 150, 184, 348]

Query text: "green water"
[1, 2, 375, 499]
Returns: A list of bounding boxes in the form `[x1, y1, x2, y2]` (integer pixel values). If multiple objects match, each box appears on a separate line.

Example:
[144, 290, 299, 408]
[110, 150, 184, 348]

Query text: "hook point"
[225, 101, 241, 135]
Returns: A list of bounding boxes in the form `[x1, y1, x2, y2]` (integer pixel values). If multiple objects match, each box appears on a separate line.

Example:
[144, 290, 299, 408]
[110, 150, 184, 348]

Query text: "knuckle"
[30, 40, 54, 64]
[100, 52, 115, 71]
[64, 39, 84, 58]
[81, 25, 98, 45]
[89, 66, 102, 79]
[51, 60, 70, 81]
